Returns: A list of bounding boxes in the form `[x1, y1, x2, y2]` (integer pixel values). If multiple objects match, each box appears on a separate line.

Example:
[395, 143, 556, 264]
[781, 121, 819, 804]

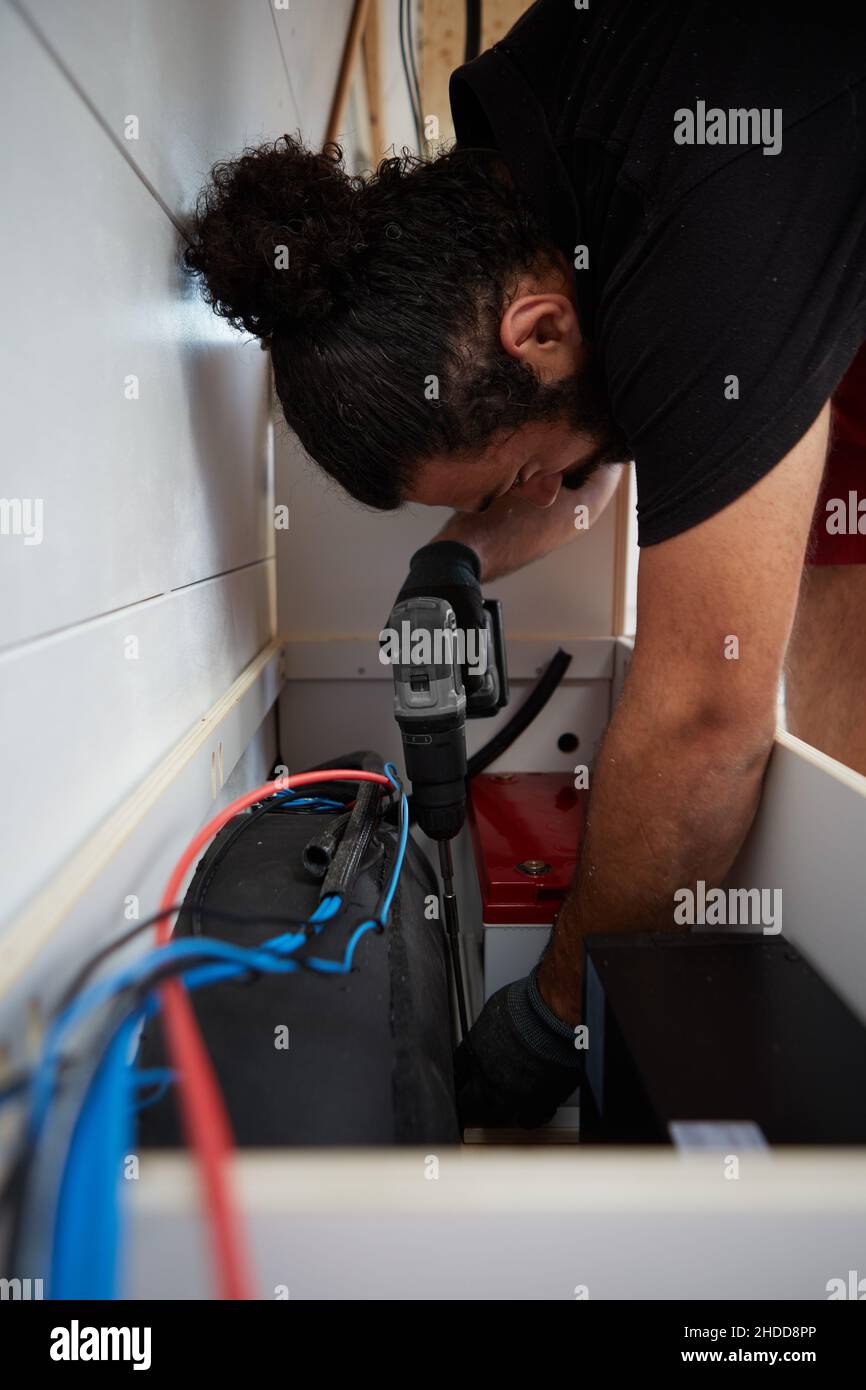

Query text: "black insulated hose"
[317, 751, 385, 905]
[302, 812, 350, 880]
[466, 647, 573, 780]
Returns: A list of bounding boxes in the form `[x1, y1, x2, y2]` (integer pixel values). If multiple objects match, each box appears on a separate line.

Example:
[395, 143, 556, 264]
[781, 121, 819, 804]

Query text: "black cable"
[8, 997, 131, 1285]
[0, 1145, 32, 1278]
[399, 0, 424, 150]
[464, 0, 482, 64]
[56, 903, 316, 1017]
[467, 647, 573, 780]
[406, 0, 424, 139]
[125, 942, 318, 1008]
[113, 884, 396, 1014]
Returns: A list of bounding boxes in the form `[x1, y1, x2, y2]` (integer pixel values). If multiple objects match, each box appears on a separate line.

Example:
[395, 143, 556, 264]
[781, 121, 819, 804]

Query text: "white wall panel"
[0, 3, 275, 648]
[17, 0, 301, 221]
[272, 0, 355, 146]
[0, 558, 274, 926]
[0, 1, 360, 928]
[0, 647, 282, 1075]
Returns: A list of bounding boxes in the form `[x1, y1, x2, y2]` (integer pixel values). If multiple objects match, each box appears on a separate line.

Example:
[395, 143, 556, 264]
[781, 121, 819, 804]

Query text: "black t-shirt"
[450, 0, 866, 546]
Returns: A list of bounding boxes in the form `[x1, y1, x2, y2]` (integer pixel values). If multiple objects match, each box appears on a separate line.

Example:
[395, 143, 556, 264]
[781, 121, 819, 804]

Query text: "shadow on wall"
[175, 235, 273, 581]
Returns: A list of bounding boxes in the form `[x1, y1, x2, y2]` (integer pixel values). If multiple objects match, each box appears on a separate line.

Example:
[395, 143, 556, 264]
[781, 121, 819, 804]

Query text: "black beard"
[540, 356, 632, 467]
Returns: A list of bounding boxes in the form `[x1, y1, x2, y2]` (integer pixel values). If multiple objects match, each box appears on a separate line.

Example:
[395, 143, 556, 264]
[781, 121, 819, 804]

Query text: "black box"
[580, 933, 866, 1145]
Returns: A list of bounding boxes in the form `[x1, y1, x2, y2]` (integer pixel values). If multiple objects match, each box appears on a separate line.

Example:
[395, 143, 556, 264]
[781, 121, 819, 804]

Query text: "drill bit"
[438, 838, 469, 1040]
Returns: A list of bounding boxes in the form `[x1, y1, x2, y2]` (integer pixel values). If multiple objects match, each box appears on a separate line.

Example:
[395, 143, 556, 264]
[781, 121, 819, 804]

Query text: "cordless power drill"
[386, 592, 508, 1036]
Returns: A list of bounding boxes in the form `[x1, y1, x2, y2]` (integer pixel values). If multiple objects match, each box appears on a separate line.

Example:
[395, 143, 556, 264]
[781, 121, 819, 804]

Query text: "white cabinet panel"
[128, 1149, 866, 1300]
[0, 558, 274, 925]
[275, 433, 618, 645]
[489, 502, 617, 639]
[279, 672, 610, 777]
[1, 3, 274, 647]
[18, 0, 300, 219]
[726, 732, 866, 1026]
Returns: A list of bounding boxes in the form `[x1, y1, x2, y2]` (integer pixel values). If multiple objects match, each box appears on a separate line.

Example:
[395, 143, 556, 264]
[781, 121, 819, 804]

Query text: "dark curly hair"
[184, 135, 586, 509]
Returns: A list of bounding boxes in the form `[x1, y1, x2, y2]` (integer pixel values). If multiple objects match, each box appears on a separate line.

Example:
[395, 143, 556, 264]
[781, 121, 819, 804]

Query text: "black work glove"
[454, 965, 581, 1129]
[394, 540, 486, 702]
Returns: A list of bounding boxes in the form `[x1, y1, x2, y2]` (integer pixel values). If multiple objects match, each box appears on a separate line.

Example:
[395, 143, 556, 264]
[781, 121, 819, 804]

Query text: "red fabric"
[809, 341, 866, 564]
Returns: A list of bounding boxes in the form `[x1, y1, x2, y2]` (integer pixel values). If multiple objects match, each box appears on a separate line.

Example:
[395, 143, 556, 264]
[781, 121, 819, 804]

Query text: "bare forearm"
[537, 691, 775, 1024]
[433, 464, 623, 583]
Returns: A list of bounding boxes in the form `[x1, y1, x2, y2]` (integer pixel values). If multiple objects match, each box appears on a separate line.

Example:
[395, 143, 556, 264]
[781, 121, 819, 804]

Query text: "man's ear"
[500, 291, 582, 380]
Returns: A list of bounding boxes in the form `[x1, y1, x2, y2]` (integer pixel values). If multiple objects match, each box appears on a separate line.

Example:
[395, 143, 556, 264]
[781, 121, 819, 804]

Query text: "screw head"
[516, 859, 551, 876]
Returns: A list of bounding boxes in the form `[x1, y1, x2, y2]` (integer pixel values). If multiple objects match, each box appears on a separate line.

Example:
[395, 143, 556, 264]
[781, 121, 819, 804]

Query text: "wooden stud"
[418, 0, 529, 146]
[420, 0, 463, 147]
[326, 0, 373, 145]
[361, 0, 383, 158]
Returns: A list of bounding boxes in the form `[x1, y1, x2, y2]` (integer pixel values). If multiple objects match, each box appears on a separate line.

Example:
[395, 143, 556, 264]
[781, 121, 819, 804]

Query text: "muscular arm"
[537, 406, 831, 1024]
[432, 463, 624, 583]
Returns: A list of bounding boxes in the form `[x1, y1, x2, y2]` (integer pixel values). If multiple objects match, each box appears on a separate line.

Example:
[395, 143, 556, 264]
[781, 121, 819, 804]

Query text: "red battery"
[467, 772, 589, 925]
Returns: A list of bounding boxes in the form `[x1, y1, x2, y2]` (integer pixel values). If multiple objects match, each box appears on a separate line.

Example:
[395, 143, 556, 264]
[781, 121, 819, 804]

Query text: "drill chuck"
[397, 708, 467, 840]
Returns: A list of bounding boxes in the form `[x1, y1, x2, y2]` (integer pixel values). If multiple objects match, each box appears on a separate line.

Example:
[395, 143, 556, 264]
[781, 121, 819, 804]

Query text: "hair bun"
[185, 135, 368, 339]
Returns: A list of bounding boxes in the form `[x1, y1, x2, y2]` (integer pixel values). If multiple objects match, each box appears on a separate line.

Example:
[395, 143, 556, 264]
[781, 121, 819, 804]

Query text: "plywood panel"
[0, 559, 275, 926]
[419, 0, 530, 147]
[480, 0, 530, 49]
[420, 0, 463, 146]
[0, 4, 275, 648]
